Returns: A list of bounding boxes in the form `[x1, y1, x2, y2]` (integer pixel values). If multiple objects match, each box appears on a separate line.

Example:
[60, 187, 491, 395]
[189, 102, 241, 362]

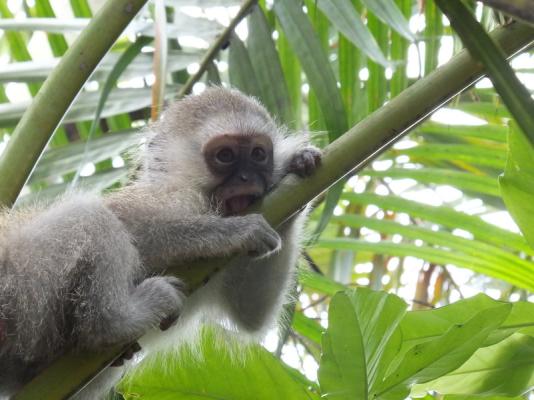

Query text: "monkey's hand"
[288, 146, 322, 177]
[239, 214, 281, 258]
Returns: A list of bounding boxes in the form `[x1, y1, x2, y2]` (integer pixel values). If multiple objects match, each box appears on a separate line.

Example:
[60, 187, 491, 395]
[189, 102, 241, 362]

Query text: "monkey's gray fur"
[0, 87, 320, 397]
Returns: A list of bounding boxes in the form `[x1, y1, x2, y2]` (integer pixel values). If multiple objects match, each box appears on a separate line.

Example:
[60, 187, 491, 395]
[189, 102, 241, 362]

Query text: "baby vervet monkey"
[0, 87, 321, 395]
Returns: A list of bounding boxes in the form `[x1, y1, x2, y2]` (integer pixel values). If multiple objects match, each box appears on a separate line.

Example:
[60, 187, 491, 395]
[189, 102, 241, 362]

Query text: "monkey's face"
[203, 134, 274, 215]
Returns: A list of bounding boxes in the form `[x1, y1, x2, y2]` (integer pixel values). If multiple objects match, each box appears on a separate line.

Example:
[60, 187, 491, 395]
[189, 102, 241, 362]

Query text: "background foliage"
[1, 0, 533, 399]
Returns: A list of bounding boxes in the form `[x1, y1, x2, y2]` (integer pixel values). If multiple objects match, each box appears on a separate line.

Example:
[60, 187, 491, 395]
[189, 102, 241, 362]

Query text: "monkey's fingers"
[243, 215, 282, 258]
[158, 275, 185, 331]
[289, 146, 322, 177]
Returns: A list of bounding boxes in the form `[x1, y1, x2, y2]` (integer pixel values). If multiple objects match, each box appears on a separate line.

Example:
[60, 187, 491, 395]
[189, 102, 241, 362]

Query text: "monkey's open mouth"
[225, 195, 258, 215]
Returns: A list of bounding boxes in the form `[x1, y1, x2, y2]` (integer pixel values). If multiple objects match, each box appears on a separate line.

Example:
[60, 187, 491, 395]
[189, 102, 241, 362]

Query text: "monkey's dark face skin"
[203, 133, 274, 215]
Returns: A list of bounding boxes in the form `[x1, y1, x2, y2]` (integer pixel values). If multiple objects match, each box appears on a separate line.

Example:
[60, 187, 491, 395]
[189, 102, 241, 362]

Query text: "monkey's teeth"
[226, 195, 254, 214]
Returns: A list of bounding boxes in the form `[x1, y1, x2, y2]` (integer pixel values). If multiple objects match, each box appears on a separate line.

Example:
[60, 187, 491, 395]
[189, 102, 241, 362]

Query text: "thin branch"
[275, 283, 300, 358]
[15, 21, 534, 400]
[176, 0, 258, 98]
[300, 295, 329, 311]
[410, 299, 436, 309]
[302, 250, 323, 275]
[443, 266, 465, 299]
[290, 331, 321, 362]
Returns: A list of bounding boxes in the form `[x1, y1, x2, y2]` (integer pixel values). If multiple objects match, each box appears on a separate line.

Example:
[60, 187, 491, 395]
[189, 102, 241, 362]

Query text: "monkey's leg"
[74, 261, 185, 349]
[216, 215, 304, 332]
[57, 201, 184, 349]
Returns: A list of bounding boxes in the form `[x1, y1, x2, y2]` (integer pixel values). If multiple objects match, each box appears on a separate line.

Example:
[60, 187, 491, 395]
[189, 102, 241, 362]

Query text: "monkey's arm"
[214, 214, 304, 333]
[105, 196, 280, 270]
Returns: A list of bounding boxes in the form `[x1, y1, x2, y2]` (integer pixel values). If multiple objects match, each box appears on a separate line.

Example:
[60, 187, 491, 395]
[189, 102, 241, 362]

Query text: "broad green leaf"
[412, 333, 534, 398]
[419, 122, 507, 143]
[329, 214, 532, 274]
[18, 169, 127, 206]
[273, 0, 348, 140]
[361, 0, 415, 41]
[31, 0, 69, 56]
[390, 0, 411, 97]
[0, 18, 89, 33]
[0, 0, 40, 95]
[0, 51, 200, 83]
[424, 0, 443, 75]
[341, 192, 532, 255]
[315, 0, 389, 67]
[130, 13, 223, 41]
[365, 168, 500, 197]
[228, 34, 262, 100]
[398, 294, 534, 355]
[367, 11, 388, 112]
[454, 102, 510, 120]
[443, 396, 524, 400]
[318, 289, 408, 400]
[246, 5, 291, 123]
[377, 304, 511, 396]
[396, 143, 506, 170]
[70, 0, 92, 17]
[165, 0, 241, 7]
[298, 269, 347, 295]
[205, 60, 221, 85]
[312, 180, 346, 240]
[82, 37, 152, 165]
[0, 16, 224, 42]
[0, 86, 178, 127]
[274, 0, 349, 236]
[499, 121, 534, 249]
[118, 329, 318, 400]
[304, 0, 329, 134]
[292, 312, 324, 345]
[437, 0, 534, 146]
[30, 131, 138, 183]
[338, 14, 363, 124]
[317, 238, 534, 290]
[277, 25, 301, 129]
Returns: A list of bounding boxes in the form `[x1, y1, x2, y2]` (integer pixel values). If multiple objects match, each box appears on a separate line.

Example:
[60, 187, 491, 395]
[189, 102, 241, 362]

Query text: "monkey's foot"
[289, 146, 322, 177]
[157, 276, 184, 330]
[111, 341, 142, 367]
[132, 276, 186, 332]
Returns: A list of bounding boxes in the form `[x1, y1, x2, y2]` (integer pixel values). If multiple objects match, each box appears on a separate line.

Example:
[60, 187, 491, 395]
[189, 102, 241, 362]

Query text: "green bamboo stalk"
[15, 21, 534, 400]
[0, 0, 149, 207]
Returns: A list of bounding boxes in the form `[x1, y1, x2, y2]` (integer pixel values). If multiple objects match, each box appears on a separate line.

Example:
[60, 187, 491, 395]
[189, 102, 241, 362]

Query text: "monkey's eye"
[251, 147, 267, 162]
[215, 147, 235, 164]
